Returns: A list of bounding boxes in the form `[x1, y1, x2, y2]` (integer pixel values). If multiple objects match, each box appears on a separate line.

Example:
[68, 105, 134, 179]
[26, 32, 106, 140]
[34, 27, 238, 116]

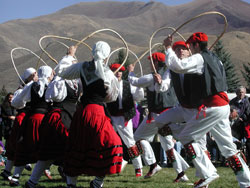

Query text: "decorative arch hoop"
[11, 47, 48, 85]
[132, 42, 162, 66]
[76, 28, 129, 74]
[171, 11, 228, 50]
[37, 40, 69, 67]
[39, 35, 92, 64]
[106, 47, 143, 76]
[149, 27, 185, 74]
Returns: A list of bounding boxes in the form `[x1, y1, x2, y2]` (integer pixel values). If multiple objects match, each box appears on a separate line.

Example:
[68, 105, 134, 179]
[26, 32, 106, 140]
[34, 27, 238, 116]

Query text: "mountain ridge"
[0, 0, 250, 91]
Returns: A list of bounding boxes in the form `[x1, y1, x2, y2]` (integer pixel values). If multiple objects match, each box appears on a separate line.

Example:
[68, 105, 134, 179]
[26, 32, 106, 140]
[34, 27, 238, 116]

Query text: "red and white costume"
[108, 64, 144, 176]
[128, 54, 189, 179]
[10, 66, 53, 185]
[155, 33, 250, 188]
[26, 55, 80, 186]
[58, 41, 123, 188]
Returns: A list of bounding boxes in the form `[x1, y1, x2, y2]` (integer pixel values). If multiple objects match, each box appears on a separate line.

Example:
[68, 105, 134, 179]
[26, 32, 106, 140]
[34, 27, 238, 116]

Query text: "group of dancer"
[0, 31, 250, 188]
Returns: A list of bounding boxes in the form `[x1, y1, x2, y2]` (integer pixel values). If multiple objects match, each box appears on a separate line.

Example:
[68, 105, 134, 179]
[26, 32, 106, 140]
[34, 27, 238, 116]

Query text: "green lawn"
[0, 164, 240, 187]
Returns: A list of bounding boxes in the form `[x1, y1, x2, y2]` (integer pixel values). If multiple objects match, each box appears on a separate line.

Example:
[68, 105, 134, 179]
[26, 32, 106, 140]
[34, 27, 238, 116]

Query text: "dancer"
[10, 65, 54, 186]
[155, 33, 250, 188]
[107, 63, 144, 177]
[128, 52, 189, 181]
[25, 46, 80, 187]
[1, 68, 37, 180]
[58, 41, 123, 188]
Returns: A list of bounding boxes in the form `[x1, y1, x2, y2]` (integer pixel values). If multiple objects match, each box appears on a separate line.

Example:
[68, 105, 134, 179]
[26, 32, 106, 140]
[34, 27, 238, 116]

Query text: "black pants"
[246, 139, 250, 165]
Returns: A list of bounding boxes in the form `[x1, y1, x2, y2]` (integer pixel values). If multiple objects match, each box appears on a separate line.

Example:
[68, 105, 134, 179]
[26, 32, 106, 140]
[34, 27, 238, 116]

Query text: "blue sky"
[0, 0, 250, 24]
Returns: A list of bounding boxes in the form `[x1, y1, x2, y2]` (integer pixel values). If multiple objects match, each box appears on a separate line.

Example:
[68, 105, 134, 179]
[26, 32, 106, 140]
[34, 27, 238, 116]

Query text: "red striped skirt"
[64, 104, 123, 177]
[14, 113, 45, 166]
[38, 108, 69, 164]
[5, 112, 26, 160]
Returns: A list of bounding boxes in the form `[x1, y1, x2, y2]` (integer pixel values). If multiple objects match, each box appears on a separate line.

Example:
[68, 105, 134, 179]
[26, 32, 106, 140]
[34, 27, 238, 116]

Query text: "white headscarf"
[81, 41, 111, 86]
[92, 41, 111, 62]
[37, 65, 53, 97]
[92, 41, 111, 81]
[20, 67, 36, 84]
[23, 67, 36, 80]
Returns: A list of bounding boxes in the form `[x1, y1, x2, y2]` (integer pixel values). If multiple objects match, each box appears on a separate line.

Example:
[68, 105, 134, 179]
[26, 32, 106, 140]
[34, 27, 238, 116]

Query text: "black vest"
[171, 71, 204, 108]
[80, 61, 107, 104]
[53, 82, 78, 117]
[201, 49, 228, 97]
[171, 49, 228, 108]
[107, 80, 136, 121]
[53, 81, 79, 129]
[30, 82, 50, 114]
[147, 77, 178, 113]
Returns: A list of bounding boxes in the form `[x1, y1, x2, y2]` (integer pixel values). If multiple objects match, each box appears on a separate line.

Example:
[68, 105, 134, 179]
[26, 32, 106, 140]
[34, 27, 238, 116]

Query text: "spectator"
[229, 86, 250, 124]
[0, 141, 6, 166]
[0, 93, 16, 141]
[230, 86, 250, 165]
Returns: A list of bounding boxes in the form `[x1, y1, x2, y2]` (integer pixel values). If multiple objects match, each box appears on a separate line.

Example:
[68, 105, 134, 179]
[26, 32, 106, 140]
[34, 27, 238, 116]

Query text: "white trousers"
[160, 135, 189, 174]
[134, 113, 189, 174]
[155, 104, 250, 187]
[112, 116, 143, 169]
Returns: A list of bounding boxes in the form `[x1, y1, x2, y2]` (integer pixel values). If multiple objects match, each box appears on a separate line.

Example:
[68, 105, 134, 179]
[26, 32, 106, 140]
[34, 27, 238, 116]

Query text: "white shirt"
[128, 68, 171, 92]
[11, 81, 34, 109]
[165, 48, 204, 74]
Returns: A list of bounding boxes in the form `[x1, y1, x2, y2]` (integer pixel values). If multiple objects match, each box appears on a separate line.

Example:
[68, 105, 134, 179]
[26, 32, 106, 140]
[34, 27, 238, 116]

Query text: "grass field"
[0, 164, 240, 188]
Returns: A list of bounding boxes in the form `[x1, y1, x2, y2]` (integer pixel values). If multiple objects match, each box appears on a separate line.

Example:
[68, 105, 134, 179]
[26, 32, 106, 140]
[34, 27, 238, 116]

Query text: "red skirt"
[14, 113, 45, 166]
[245, 121, 250, 139]
[38, 108, 69, 164]
[64, 104, 123, 177]
[5, 112, 26, 160]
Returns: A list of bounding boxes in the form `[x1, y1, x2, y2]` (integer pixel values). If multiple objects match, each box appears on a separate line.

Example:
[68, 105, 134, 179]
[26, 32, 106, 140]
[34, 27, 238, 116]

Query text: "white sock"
[13, 166, 25, 178]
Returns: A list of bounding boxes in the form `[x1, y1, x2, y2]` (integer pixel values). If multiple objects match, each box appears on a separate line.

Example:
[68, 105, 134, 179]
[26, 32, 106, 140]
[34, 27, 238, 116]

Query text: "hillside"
[0, 0, 250, 91]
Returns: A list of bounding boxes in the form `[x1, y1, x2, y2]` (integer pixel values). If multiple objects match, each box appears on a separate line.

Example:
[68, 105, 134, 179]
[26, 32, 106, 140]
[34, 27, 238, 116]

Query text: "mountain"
[0, 0, 250, 91]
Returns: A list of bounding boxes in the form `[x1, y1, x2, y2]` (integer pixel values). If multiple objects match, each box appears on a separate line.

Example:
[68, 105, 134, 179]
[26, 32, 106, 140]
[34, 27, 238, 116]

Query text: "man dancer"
[107, 63, 144, 177]
[128, 52, 189, 182]
[156, 33, 250, 188]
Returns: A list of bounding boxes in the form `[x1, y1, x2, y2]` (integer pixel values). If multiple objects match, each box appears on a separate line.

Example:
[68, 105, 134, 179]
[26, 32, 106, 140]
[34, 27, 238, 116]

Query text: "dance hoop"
[106, 47, 143, 76]
[149, 27, 185, 74]
[133, 43, 163, 66]
[76, 28, 129, 74]
[37, 40, 70, 67]
[39, 35, 92, 64]
[171, 11, 228, 50]
[11, 47, 48, 85]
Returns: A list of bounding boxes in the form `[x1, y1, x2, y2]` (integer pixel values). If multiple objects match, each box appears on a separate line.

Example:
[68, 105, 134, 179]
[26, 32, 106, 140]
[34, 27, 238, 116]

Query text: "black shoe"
[25, 164, 32, 171]
[58, 166, 66, 182]
[9, 176, 20, 187]
[90, 180, 103, 188]
[25, 180, 36, 188]
[67, 184, 76, 188]
[1, 170, 11, 180]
